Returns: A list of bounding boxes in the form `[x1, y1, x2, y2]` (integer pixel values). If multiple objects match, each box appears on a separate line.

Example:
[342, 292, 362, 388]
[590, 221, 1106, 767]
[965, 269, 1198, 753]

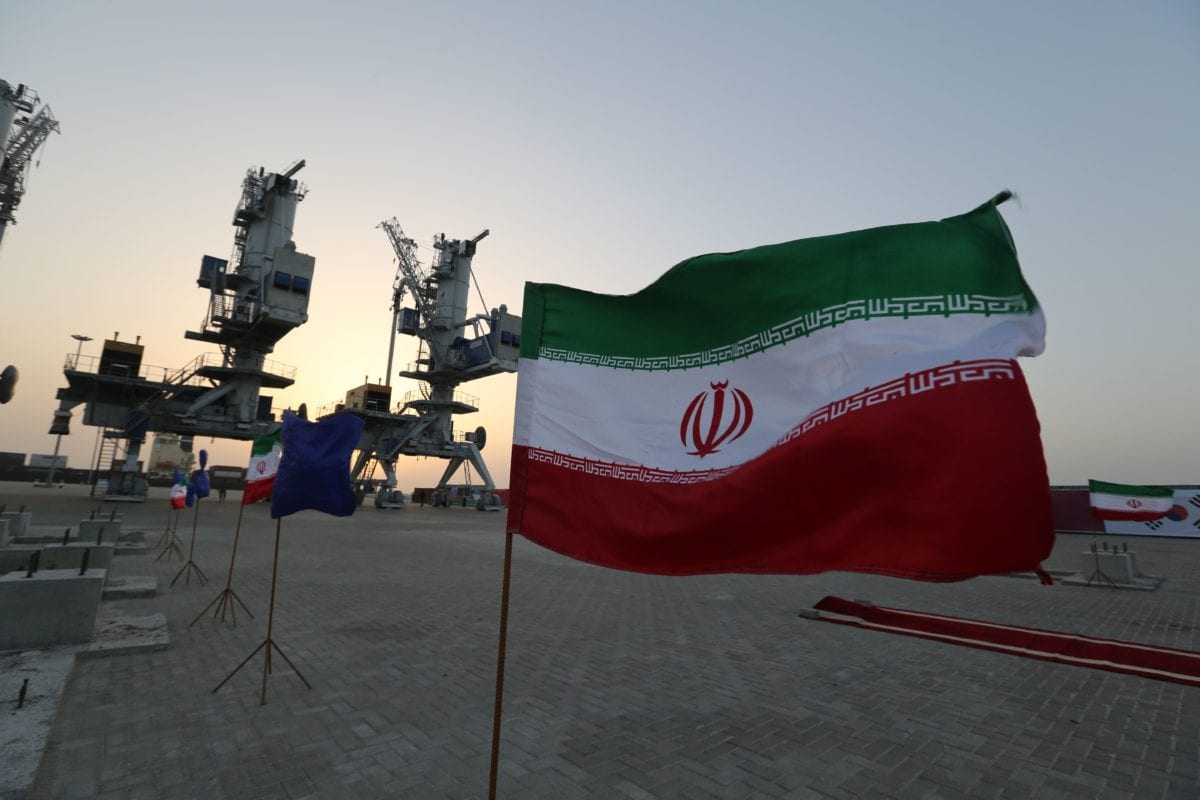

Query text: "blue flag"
[271, 411, 364, 519]
[187, 449, 211, 506]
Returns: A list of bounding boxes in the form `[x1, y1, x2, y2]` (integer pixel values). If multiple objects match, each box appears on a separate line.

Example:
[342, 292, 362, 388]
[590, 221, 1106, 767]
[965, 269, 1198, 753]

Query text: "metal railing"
[65, 351, 296, 386]
[64, 352, 175, 385]
[313, 395, 412, 419]
[262, 358, 297, 382]
[205, 291, 263, 330]
[402, 388, 478, 409]
[164, 354, 208, 386]
[170, 352, 296, 382]
[313, 400, 343, 419]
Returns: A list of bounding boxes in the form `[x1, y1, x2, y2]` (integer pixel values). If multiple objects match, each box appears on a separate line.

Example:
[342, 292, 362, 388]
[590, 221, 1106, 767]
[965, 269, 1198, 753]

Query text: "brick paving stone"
[6, 483, 1200, 799]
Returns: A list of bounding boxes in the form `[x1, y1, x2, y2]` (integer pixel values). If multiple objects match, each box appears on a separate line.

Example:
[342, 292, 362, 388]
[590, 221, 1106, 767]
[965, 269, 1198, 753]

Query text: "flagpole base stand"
[213, 515, 310, 704]
[213, 637, 311, 705]
[156, 508, 182, 549]
[155, 534, 185, 563]
[190, 586, 253, 627]
[154, 526, 174, 549]
[1085, 548, 1120, 590]
[170, 559, 208, 588]
[1085, 568, 1120, 590]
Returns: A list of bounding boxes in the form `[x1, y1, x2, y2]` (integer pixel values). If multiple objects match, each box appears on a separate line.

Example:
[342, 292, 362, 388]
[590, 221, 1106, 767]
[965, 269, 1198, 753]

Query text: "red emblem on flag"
[257, 461, 266, 474]
[1127, 498, 1143, 509]
[681, 381, 753, 457]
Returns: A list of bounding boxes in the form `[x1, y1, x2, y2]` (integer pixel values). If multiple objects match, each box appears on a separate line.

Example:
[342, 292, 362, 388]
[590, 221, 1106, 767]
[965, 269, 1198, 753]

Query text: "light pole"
[70, 333, 92, 370]
[37, 334, 91, 487]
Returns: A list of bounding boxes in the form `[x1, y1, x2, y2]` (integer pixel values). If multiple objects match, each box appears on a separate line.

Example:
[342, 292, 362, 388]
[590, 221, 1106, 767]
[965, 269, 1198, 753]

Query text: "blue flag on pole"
[270, 411, 364, 519]
[187, 449, 211, 506]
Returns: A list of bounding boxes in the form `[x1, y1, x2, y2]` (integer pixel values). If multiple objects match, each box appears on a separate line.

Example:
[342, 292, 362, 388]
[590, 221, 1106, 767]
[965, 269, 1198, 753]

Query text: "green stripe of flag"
[250, 430, 281, 456]
[1088, 479, 1174, 499]
[521, 192, 1037, 362]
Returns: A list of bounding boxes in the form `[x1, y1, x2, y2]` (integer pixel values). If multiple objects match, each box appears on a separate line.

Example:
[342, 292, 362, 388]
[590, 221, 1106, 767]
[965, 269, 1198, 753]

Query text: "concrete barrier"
[0, 511, 31, 538]
[77, 519, 122, 544]
[0, 568, 105, 650]
[0, 519, 8, 547]
[38, 544, 116, 577]
[0, 545, 115, 578]
[1079, 550, 1141, 584]
[0, 546, 42, 576]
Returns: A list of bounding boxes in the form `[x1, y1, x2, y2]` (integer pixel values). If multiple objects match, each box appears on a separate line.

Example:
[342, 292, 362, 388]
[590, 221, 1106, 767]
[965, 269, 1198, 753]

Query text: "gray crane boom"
[0, 88, 60, 245]
[379, 217, 437, 334]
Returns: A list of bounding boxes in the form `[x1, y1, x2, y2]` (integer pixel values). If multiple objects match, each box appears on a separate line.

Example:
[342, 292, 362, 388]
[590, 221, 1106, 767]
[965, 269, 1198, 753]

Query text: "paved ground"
[4, 482, 1200, 799]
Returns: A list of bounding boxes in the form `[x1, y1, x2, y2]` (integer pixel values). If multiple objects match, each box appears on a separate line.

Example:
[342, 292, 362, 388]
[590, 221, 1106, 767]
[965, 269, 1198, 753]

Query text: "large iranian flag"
[1088, 480, 1173, 521]
[507, 192, 1054, 580]
[243, 430, 281, 505]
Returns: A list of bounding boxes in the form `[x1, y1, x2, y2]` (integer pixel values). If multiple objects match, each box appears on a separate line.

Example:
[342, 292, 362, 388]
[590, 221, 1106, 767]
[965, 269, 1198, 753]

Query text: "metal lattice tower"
[0, 80, 60, 249]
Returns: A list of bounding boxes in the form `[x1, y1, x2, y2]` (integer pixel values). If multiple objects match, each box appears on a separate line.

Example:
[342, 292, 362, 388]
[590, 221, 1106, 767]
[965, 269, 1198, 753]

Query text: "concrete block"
[10, 523, 68, 545]
[0, 518, 9, 546]
[0, 568, 105, 650]
[77, 519, 122, 544]
[1079, 551, 1140, 584]
[0, 511, 31, 537]
[0, 545, 42, 576]
[38, 544, 116, 577]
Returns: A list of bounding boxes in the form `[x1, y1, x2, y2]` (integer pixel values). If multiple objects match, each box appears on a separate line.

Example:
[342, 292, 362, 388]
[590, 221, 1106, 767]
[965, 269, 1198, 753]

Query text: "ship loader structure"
[319, 219, 519, 510]
[49, 162, 314, 501]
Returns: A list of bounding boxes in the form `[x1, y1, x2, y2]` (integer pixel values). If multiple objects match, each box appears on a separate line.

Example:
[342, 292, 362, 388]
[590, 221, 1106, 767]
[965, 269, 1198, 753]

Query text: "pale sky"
[1, 0, 1197, 488]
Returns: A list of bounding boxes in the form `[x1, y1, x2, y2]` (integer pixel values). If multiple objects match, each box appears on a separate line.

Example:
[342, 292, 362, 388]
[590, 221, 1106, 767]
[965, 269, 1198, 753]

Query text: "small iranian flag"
[507, 191, 1054, 580]
[169, 477, 188, 510]
[243, 430, 282, 505]
[1088, 480, 1174, 521]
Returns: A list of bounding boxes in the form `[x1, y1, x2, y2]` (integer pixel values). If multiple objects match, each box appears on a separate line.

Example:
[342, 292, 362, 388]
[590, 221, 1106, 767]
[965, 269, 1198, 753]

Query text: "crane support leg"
[434, 444, 495, 492]
[436, 458, 464, 490]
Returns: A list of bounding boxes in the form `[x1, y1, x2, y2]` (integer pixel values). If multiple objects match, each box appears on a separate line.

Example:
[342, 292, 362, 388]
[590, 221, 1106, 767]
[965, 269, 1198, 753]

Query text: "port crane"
[49, 161, 315, 500]
[319, 219, 520, 509]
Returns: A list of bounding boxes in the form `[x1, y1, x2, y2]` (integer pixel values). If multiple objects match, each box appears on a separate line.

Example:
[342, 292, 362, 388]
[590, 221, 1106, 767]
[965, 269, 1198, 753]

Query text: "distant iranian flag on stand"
[1088, 480, 1173, 522]
[243, 430, 281, 505]
[507, 191, 1054, 580]
[169, 471, 188, 510]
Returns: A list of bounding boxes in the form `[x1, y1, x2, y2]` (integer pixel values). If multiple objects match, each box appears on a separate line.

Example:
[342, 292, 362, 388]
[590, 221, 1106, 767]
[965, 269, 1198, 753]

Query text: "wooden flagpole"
[190, 501, 254, 626]
[487, 531, 515, 800]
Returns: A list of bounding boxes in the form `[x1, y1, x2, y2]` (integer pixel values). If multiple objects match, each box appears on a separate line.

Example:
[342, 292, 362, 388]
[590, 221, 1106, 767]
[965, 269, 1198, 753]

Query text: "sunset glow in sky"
[2, 1, 1197, 488]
